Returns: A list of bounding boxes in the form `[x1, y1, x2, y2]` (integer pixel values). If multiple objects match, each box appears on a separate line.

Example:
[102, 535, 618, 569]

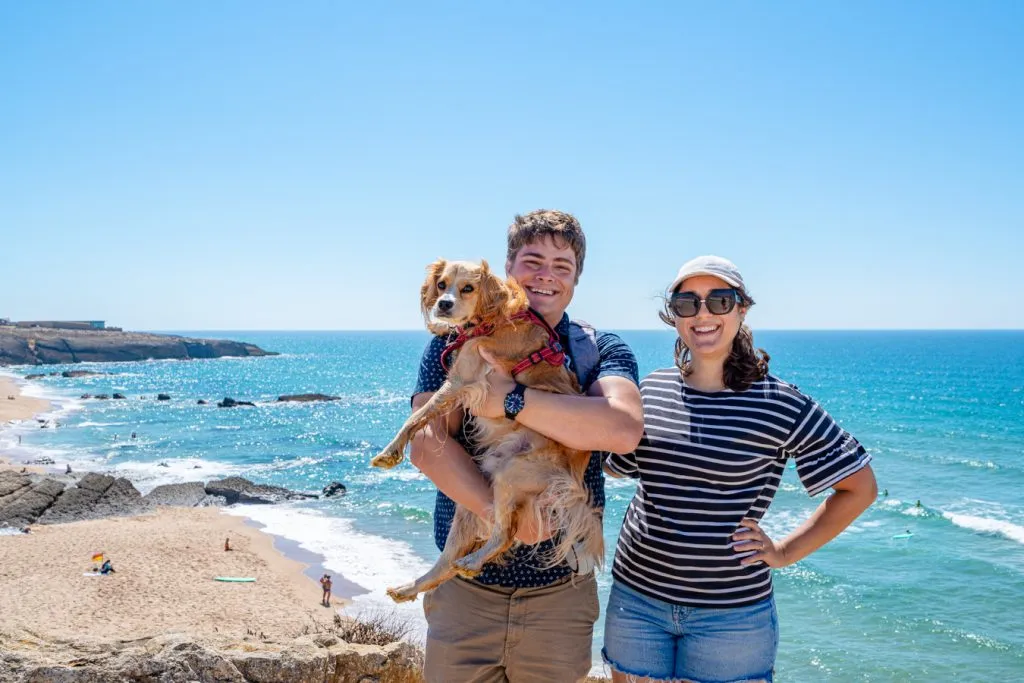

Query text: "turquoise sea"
[3, 330, 1023, 681]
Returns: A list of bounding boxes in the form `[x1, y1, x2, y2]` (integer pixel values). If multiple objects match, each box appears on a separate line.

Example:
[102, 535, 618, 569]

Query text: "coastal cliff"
[0, 327, 275, 366]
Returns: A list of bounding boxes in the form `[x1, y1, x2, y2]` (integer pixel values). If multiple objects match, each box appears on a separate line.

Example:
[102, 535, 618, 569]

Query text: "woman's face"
[673, 275, 747, 363]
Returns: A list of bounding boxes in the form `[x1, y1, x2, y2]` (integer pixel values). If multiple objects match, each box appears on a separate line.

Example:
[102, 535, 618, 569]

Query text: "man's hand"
[469, 347, 517, 419]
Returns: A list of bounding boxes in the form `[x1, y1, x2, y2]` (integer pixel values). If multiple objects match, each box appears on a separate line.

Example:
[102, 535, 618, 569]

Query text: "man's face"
[506, 236, 578, 324]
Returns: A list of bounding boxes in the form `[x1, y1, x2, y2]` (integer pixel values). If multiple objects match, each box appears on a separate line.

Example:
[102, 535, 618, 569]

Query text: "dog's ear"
[503, 275, 529, 319]
[476, 260, 525, 325]
[420, 259, 449, 335]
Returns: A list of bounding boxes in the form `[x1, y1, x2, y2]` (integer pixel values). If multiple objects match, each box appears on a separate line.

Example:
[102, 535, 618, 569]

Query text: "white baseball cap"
[668, 255, 746, 294]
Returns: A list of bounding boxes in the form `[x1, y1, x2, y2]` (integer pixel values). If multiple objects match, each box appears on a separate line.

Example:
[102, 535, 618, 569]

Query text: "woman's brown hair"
[659, 288, 770, 392]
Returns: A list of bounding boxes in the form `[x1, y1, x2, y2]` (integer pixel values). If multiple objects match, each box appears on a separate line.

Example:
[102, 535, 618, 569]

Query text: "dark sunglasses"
[669, 288, 742, 318]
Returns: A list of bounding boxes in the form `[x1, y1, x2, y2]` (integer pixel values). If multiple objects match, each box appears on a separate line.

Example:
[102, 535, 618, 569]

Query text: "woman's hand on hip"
[733, 518, 790, 568]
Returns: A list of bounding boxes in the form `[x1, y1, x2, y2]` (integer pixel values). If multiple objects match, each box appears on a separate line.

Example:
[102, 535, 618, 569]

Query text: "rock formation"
[0, 328, 276, 366]
[0, 632, 424, 683]
[277, 394, 342, 403]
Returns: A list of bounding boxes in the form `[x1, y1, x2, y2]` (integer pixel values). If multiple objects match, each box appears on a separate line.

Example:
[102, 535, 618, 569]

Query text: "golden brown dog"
[370, 259, 604, 602]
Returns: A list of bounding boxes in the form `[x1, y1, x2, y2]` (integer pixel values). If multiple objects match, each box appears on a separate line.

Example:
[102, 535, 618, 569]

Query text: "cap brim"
[668, 270, 743, 294]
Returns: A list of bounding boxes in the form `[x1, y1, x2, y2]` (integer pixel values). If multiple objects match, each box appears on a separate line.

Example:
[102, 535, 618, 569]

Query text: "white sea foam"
[221, 504, 431, 639]
[111, 458, 244, 493]
[943, 512, 1024, 546]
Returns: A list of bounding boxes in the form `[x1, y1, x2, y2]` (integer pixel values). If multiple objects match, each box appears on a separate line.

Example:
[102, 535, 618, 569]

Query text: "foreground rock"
[205, 477, 318, 505]
[0, 327, 276, 366]
[144, 482, 217, 507]
[0, 472, 320, 527]
[0, 471, 66, 528]
[277, 393, 341, 403]
[0, 632, 424, 683]
[0, 471, 151, 527]
[38, 472, 152, 524]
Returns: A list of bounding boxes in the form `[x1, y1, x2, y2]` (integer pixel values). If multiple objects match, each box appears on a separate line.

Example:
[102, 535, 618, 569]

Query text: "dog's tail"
[529, 473, 605, 572]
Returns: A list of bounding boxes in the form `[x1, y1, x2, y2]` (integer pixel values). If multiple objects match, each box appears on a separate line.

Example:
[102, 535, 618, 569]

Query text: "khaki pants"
[423, 573, 599, 683]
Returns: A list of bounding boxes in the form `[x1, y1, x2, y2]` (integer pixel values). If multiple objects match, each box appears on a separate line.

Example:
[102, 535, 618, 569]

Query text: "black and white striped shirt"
[605, 368, 871, 607]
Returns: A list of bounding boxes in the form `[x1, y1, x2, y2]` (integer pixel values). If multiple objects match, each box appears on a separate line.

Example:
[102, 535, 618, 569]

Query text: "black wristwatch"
[503, 383, 527, 421]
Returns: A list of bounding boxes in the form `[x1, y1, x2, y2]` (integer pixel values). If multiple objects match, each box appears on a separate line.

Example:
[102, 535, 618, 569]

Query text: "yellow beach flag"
[92, 553, 104, 563]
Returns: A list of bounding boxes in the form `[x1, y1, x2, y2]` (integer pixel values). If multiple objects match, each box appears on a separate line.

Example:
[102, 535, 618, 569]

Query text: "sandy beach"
[0, 375, 50, 425]
[0, 373, 349, 646]
[0, 506, 343, 643]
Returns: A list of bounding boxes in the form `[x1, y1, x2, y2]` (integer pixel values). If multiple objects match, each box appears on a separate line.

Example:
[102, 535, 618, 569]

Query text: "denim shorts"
[602, 579, 778, 683]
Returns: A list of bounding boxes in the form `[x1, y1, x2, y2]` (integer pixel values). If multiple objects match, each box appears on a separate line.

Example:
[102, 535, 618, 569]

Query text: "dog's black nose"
[437, 299, 454, 312]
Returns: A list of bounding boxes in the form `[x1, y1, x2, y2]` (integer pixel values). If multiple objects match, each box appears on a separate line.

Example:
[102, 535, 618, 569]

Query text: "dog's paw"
[386, 585, 419, 603]
[453, 564, 482, 579]
[453, 554, 485, 577]
[371, 449, 403, 469]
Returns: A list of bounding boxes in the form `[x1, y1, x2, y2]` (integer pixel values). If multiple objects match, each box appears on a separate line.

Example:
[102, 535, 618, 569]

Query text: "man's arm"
[407, 393, 491, 519]
[472, 363, 643, 454]
[516, 376, 643, 454]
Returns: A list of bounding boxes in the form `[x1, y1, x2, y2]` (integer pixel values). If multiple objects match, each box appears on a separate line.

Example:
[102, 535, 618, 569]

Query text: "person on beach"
[409, 210, 644, 682]
[602, 256, 877, 683]
[224, 537, 232, 552]
[100, 558, 116, 574]
[320, 574, 333, 607]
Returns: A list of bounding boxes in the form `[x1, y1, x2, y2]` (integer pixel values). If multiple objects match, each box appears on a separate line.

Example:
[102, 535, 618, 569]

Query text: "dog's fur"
[370, 259, 604, 602]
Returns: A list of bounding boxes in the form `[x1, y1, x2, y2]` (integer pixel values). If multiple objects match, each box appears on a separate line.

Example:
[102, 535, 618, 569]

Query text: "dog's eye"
[461, 285, 474, 294]
[437, 281, 446, 291]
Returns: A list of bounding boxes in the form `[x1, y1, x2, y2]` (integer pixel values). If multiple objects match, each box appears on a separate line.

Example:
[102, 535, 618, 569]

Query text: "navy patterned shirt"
[413, 313, 639, 587]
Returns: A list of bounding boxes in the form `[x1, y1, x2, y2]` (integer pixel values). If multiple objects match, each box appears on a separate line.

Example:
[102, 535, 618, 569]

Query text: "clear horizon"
[3, 2, 1021, 331]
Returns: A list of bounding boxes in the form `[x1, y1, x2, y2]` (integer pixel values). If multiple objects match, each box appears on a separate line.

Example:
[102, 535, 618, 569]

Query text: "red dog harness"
[439, 308, 566, 376]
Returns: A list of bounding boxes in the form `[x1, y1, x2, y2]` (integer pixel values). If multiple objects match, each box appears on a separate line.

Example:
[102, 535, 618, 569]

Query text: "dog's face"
[420, 259, 522, 329]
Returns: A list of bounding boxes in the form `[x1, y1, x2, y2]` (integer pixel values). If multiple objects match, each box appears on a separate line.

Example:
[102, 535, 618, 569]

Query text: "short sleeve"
[605, 450, 639, 479]
[412, 335, 450, 397]
[786, 398, 872, 497]
[594, 332, 639, 385]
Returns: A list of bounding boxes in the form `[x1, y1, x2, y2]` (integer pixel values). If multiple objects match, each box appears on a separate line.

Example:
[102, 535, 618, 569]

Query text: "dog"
[370, 259, 604, 602]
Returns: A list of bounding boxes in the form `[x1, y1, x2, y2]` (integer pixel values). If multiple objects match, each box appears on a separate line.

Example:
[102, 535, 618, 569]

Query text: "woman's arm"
[734, 464, 878, 567]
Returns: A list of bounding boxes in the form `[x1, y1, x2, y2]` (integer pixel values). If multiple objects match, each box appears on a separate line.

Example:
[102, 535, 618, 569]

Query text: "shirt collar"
[554, 313, 571, 337]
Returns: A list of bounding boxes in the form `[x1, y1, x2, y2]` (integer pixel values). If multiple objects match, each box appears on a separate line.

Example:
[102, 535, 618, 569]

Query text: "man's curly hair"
[506, 210, 586, 283]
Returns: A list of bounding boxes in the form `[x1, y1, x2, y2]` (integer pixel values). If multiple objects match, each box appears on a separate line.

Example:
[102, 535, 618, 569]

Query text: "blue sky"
[2, 1, 1021, 330]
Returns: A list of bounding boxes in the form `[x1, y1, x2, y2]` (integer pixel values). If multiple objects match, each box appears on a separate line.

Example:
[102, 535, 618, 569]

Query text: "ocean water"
[2, 330, 1023, 681]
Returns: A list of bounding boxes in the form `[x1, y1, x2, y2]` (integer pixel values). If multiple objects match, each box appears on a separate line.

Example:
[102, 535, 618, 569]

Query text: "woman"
[603, 256, 876, 683]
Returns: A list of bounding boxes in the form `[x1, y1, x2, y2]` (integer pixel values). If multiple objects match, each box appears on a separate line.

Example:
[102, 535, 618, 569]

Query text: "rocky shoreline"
[0, 327, 276, 366]
[0, 470, 343, 529]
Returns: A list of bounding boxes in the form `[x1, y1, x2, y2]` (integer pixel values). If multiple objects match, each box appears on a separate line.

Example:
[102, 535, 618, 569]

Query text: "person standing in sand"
[408, 210, 644, 682]
[320, 574, 333, 607]
[602, 256, 877, 682]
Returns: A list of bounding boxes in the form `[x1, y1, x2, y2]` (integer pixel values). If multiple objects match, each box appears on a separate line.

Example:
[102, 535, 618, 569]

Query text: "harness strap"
[509, 309, 565, 376]
[438, 307, 565, 375]
[439, 320, 495, 371]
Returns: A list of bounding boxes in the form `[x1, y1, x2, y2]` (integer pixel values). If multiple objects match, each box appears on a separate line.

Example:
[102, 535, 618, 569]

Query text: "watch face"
[505, 392, 525, 415]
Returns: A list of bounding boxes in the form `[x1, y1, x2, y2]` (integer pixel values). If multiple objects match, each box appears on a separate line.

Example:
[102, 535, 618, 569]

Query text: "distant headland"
[0, 319, 276, 366]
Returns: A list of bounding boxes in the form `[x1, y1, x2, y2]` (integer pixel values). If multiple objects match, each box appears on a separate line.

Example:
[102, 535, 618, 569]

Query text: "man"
[409, 209, 643, 682]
